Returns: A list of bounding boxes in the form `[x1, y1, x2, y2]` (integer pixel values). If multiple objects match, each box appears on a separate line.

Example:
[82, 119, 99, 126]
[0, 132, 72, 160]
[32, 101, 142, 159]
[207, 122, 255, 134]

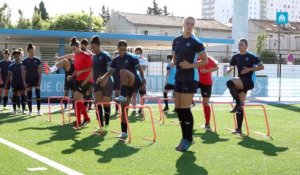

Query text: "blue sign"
[276, 12, 288, 24]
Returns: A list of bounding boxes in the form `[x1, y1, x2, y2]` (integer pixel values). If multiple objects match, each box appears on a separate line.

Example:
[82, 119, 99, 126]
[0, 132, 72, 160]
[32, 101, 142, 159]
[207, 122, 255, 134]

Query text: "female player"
[22, 43, 42, 115]
[197, 56, 218, 130]
[226, 39, 264, 134]
[162, 55, 176, 112]
[0, 49, 12, 111]
[131, 46, 148, 115]
[172, 16, 208, 152]
[90, 35, 113, 131]
[7, 50, 26, 114]
[97, 40, 145, 139]
[69, 37, 92, 129]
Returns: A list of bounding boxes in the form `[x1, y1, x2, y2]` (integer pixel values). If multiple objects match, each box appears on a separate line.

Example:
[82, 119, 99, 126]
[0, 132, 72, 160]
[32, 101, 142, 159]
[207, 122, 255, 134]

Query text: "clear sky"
[2, 0, 202, 23]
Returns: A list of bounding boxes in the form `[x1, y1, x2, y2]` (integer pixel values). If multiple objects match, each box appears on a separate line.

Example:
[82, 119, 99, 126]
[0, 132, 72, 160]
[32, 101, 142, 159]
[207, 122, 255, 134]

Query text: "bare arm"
[97, 69, 115, 87]
[76, 67, 92, 77]
[179, 52, 208, 69]
[38, 65, 42, 86]
[241, 62, 264, 75]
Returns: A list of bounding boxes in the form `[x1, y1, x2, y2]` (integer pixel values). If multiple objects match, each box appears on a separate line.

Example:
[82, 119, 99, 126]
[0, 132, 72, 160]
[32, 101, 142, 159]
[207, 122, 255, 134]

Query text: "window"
[296, 37, 300, 49]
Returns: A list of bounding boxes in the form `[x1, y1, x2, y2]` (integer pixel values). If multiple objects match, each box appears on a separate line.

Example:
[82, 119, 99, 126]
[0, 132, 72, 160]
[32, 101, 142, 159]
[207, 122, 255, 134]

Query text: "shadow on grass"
[94, 140, 140, 163]
[61, 131, 107, 154]
[238, 136, 289, 156]
[268, 103, 300, 113]
[194, 130, 229, 144]
[19, 123, 80, 145]
[164, 112, 178, 119]
[175, 151, 208, 175]
[0, 113, 38, 125]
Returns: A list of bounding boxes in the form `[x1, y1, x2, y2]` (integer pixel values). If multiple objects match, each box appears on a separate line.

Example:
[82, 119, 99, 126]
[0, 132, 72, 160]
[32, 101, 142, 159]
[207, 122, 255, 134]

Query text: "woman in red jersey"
[197, 56, 218, 130]
[69, 37, 93, 129]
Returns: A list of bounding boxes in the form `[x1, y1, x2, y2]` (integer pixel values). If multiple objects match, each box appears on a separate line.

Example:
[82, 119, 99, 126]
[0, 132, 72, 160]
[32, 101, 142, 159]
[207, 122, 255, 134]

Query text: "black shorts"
[75, 81, 92, 95]
[12, 84, 25, 92]
[94, 79, 113, 97]
[0, 83, 7, 89]
[240, 77, 254, 92]
[175, 80, 198, 93]
[113, 79, 120, 90]
[26, 80, 39, 88]
[164, 83, 174, 91]
[135, 79, 146, 95]
[198, 83, 212, 98]
[64, 78, 77, 91]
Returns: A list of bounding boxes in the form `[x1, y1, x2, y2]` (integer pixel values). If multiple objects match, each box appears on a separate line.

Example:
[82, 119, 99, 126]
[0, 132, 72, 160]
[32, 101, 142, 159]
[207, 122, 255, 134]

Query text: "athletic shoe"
[11, 110, 17, 115]
[114, 96, 127, 103]
[131, 110, 137, 115]
[176, 139, 193, 152]
[175, 139, 184, 150]
[27, 111, 32, 116]
[204, 124, 211, 130]
[230, 105, 242, 113]
[1, 107, 8, 111]
[43, 62, 50, 75]
[232, 129, 242, 135]
[80, 119, 90, 127]
[22, 111, 26, 115]
[37, 110, 42, 116]
[162, 107, 169, 112]
[116, 132, 128, 139]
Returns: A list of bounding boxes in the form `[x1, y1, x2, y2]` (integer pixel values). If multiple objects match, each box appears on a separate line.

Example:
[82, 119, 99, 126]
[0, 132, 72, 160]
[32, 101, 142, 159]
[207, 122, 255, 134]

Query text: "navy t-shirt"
[172, 34, 205, 81]
[110, 52, 140, 77]
[8, 62, 23, 86]
[22, 57, 41, 81]
[93, 51, 112, 82]
[0, 60, 12, 83]
[230, 51, 262, 81]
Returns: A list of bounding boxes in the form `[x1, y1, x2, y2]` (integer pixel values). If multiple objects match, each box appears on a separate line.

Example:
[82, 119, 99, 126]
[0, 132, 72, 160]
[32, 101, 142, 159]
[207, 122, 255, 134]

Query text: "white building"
[202, 0, 300, 23]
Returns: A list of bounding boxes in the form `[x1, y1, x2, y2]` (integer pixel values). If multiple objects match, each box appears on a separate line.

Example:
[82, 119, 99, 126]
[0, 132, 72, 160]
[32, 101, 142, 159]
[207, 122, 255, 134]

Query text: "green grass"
[0, 103, 299, 175]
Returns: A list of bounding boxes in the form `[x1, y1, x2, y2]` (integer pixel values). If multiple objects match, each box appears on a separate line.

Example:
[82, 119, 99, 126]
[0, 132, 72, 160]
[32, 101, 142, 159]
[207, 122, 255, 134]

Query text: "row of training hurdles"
[47, 96, 272, 143]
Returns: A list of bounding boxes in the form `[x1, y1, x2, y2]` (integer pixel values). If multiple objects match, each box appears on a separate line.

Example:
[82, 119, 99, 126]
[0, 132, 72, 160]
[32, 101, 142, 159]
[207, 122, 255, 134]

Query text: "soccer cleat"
[230, 105, 242, 113]
[22, 111, 26, 115]
[1, 107, 8, 111]
[37, 110, 42, 116]
[114, 96, 127, 103]
[204, 124, 211, 130]
[116, 132, 128, 140]
[176, 139, 193, 152]
[175, 139, 184, 150]
[11, 110, 17, 115]
[80, 119, 90, 127]
[162, 107, 169, 112]
[27, 111, 32, 116]
[232, 129, 242, 135]
[43, 62, 50, 75]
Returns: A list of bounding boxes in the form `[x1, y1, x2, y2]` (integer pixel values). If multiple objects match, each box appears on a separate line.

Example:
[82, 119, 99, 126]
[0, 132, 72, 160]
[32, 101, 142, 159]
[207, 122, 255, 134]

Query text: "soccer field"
[0, 103, 299, 175]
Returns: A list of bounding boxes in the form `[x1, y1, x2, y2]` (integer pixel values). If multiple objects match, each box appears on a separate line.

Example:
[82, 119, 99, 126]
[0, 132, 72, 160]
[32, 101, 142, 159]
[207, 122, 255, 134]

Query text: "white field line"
[0, 138, 83, 175]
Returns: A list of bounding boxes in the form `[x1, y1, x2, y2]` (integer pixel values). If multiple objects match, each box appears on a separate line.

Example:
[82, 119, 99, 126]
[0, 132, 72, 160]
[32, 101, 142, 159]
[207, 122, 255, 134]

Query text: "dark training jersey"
[92, 50, 112, 82]
[65, 59, 75, 78]
[230, 51, 262, 82]
[8, 62, 23, 87]
[110, 52, 140, 77]
[172, 34, 205, 81]
[22, 57, 41, 82]
[0, 60, 12, 84]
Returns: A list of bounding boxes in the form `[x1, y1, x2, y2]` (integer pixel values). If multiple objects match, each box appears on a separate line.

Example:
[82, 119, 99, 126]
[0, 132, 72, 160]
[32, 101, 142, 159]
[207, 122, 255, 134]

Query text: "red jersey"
[74, 51, 92, 81]
[198, 57, 218, 85]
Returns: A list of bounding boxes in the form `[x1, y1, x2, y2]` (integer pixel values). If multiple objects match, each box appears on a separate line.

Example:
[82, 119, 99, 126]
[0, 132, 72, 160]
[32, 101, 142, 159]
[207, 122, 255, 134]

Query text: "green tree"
[48, 12, 103, 32]
[39, 1, 49, 20]
[0, 3, 13, 28]
[99, 5, 110, 26]
[163, 5, 169, 16]
[17, 9, 31, 29]
[32, 6, 42, 29]
[147, 0, 162, 15]
[259, 50, 277, 64]
[256, 32, 268, 55]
